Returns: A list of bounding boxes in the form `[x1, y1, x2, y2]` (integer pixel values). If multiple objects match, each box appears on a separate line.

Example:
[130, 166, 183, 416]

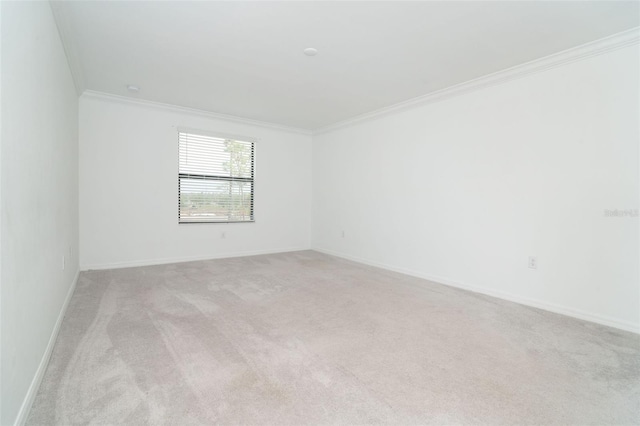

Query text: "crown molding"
[50, 1, 86, 95]
[81, 91, 313, 136]
[71, 24, 638, 137]
[314, 27, 640, 135]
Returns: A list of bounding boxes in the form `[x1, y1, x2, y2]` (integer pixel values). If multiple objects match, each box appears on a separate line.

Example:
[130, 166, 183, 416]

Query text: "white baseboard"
[80, 246, 312, 271]
[313, 247, 640, 335]
[14, 269, 81, 426]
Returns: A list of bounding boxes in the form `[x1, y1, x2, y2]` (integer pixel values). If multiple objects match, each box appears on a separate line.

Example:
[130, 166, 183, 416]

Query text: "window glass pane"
[179, 133, 253, 178]
[179, 178, 253, 222]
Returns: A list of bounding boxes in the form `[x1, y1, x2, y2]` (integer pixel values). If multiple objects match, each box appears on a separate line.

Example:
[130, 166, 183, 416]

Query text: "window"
[178, 130, 254, 223]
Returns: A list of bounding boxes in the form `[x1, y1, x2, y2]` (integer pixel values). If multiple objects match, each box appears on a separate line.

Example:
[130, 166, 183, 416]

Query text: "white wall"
[79, 95, 312, 269]
[0, 3, 3, 421]
[0, 2, 79, 424]
[313, 44, 639, 332]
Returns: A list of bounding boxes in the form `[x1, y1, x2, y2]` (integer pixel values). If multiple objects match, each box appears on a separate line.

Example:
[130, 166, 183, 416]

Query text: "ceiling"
[53, 1, 639, 131]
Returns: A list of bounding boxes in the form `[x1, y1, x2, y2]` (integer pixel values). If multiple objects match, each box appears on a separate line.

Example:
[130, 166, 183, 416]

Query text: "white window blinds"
[178, 131, 254, 223]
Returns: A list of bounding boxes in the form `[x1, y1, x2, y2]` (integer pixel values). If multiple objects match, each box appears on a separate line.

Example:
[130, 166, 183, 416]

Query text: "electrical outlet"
[528, 256, 537, 269]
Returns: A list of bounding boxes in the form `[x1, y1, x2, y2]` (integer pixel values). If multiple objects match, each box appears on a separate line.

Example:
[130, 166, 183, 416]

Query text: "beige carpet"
[27, 250, 639, 425]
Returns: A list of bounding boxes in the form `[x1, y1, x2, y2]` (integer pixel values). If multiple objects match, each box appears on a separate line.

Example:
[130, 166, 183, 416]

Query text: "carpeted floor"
[27, 250, 639, 425]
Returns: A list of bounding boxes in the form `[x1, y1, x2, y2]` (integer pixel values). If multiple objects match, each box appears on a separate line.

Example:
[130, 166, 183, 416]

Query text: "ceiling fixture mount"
[303, 48, 318, 57]
[126, 85, 140, 93]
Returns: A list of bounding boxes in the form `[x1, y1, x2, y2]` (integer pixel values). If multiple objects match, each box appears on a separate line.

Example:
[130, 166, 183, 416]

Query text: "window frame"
[177, 128, 255, 224]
